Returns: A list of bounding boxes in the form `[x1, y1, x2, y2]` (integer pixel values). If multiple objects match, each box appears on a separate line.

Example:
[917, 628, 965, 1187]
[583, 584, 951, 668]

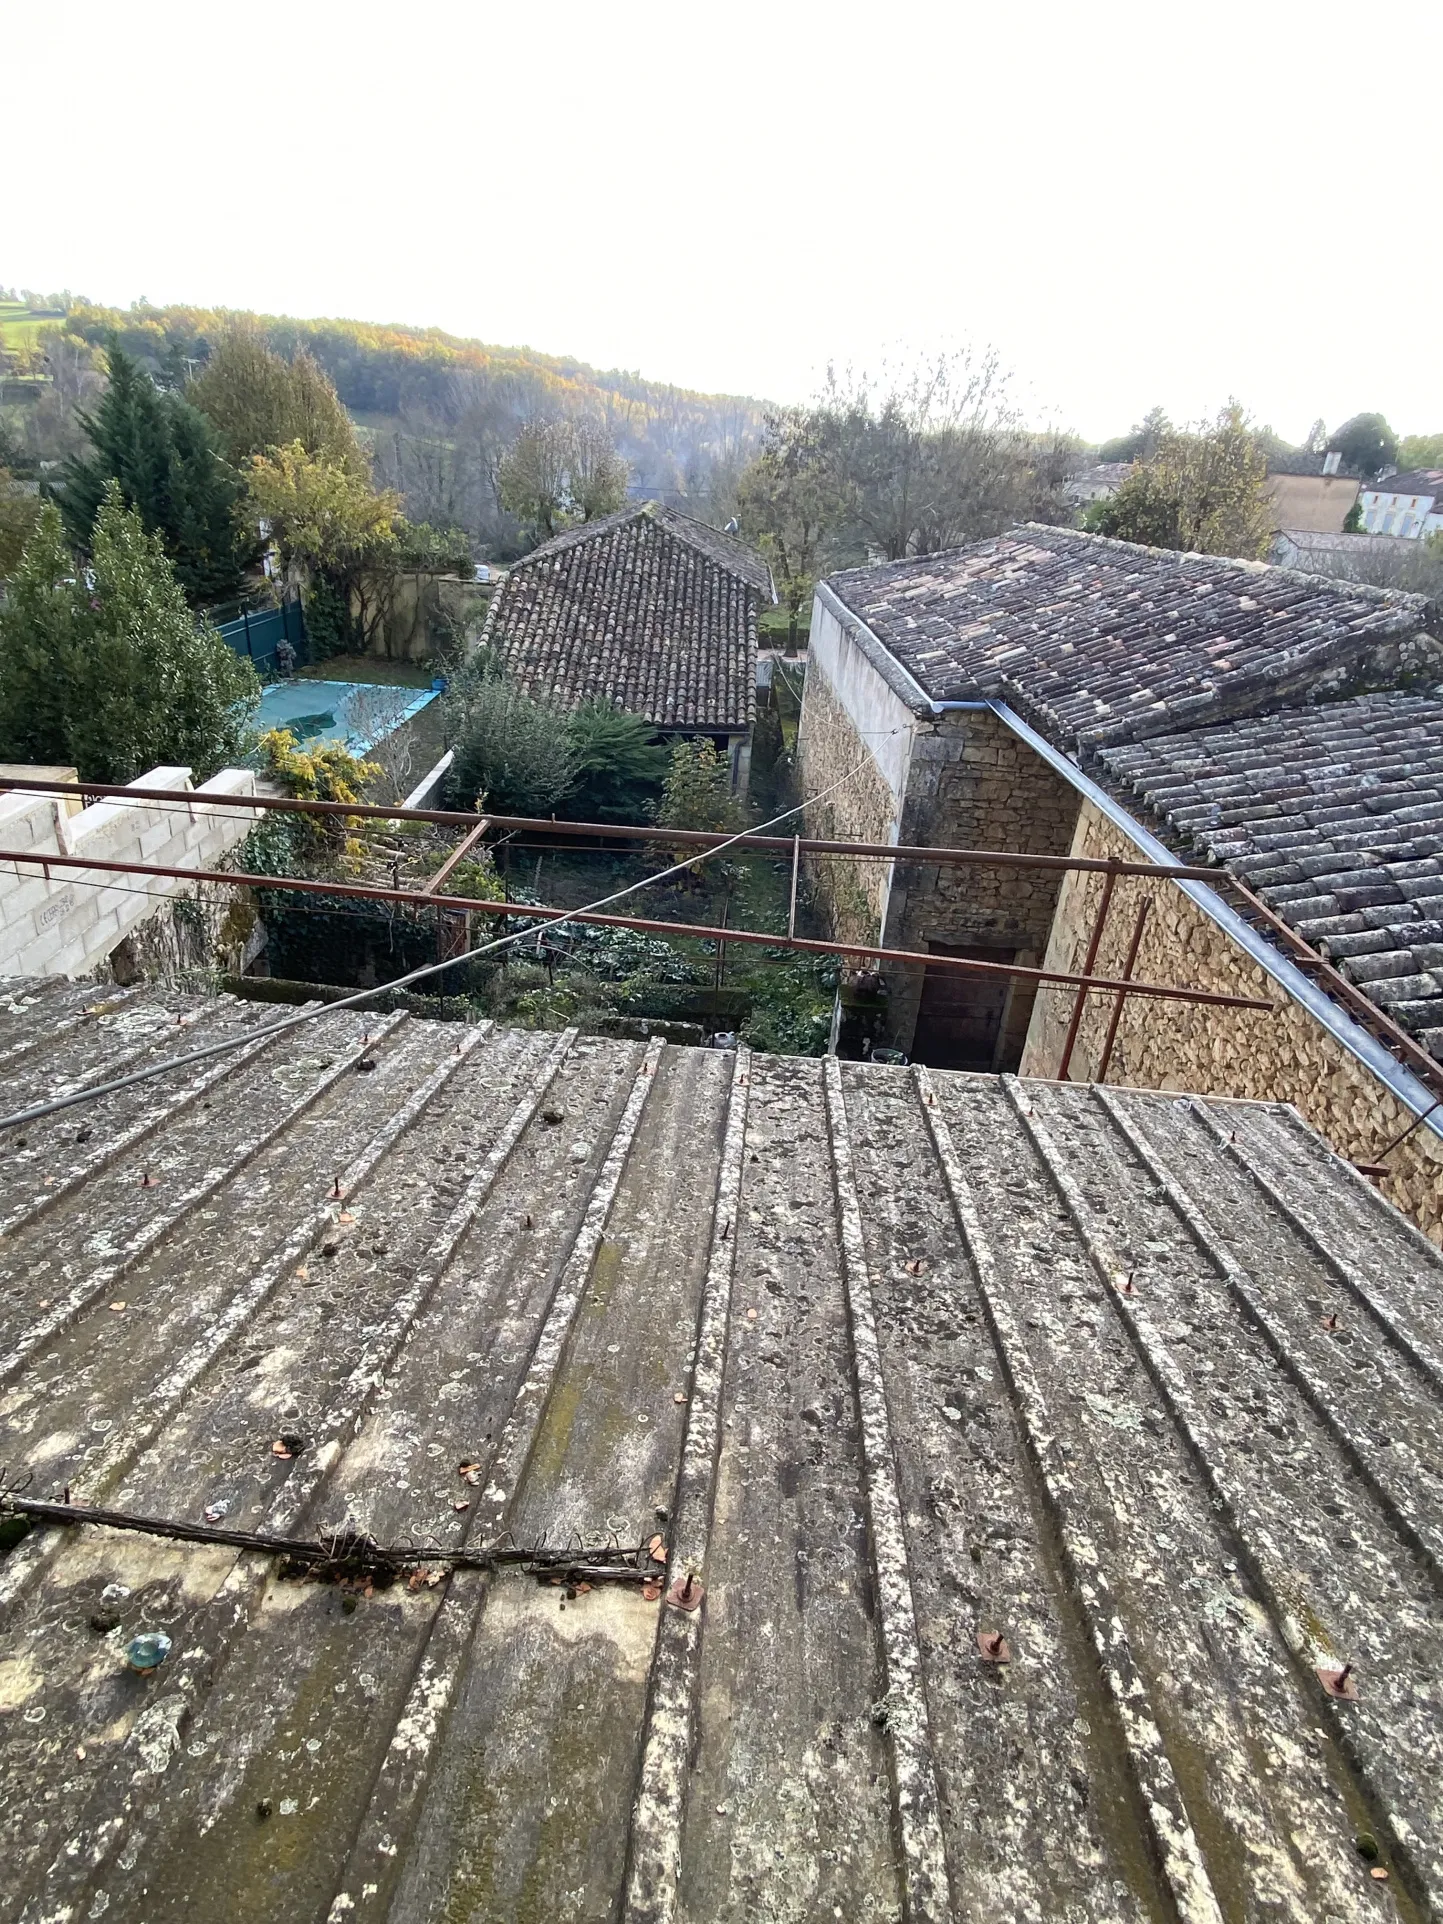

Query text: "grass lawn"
[296, 654, 437, 689]
[0, 305, 65, 348]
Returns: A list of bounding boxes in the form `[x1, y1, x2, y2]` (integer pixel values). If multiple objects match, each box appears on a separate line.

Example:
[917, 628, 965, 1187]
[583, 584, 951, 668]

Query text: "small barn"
[479, 502, 774, 790]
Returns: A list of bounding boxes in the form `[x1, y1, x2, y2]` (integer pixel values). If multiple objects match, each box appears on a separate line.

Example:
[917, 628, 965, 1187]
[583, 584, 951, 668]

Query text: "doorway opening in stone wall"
[912, 942, 1024, 1072]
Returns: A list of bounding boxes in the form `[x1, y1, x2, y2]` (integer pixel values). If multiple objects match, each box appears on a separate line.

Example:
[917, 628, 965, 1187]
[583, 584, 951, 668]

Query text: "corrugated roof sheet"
[3, 984, 1442, 1921]
[1101, 690, 1443, 1059]
[481, 503, 770, 731]
[826, 526, 1433, 747]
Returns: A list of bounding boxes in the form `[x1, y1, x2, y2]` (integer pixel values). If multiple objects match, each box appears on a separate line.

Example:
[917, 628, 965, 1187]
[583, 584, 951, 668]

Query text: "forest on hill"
[2, 297, 769, 555]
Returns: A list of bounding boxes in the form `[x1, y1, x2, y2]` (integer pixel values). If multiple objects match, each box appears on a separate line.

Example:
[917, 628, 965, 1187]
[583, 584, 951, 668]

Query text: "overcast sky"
[9, 1, 1439, 443]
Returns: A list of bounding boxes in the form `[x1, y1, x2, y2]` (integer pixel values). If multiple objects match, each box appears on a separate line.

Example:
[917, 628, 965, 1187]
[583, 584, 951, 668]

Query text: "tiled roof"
[1101, 692, 1443, 1057]
[826, 526, 1433, 747]
[481, 503, 770, 731]
[5, 983, 1443, 1919]
[1367, 470, 1443, 499]
[1275, 529, 1417, 558]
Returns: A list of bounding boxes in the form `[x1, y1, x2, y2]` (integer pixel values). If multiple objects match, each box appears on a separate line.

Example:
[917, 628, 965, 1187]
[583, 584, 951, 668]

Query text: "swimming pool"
[252, 680, 439, 755]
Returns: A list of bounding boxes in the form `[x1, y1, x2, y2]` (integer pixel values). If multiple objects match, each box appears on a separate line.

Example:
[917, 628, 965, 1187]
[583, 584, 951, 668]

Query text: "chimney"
[1322, 450, 1342, 476]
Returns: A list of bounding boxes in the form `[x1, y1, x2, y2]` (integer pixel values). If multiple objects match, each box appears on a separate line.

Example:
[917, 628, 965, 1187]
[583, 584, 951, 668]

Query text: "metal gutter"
[985, 699, 1443, 1142]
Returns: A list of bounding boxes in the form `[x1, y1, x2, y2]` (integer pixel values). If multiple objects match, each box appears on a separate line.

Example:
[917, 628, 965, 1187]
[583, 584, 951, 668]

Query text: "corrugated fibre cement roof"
[1, 983, 1442, 1923]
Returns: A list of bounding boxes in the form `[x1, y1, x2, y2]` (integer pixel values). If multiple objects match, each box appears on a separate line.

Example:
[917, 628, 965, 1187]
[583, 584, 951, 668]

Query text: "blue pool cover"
[253, 680, 438, 755]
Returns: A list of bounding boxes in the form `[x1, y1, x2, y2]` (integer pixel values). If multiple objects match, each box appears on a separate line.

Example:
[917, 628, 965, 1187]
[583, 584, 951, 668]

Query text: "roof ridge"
[507, 499, 771, 597]
[1011, 522, 1431, 616]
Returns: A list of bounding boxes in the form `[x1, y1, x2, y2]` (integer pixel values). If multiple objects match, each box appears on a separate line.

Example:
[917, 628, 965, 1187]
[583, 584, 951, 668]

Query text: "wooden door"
[912, 943, 1017, 1072]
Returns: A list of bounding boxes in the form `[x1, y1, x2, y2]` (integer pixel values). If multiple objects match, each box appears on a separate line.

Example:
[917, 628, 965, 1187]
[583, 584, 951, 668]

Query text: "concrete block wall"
[1021, 798, 1443, 1245]
[0, 767, 259, 980]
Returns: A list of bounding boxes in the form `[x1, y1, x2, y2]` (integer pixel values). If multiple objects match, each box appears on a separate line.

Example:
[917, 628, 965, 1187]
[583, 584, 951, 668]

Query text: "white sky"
[8, 1, 1440, 443]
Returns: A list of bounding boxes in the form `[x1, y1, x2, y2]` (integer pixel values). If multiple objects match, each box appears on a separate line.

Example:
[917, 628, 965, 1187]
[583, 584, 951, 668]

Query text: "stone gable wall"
[882, 710, 1081, 1056]
[1022, 799, 1443, 1244]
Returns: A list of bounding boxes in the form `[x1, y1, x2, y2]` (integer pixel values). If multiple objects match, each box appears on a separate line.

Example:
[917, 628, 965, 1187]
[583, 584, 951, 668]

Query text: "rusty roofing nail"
[667, 1569, 704, 1612]
[1317, 1662, 1358, 1701]
[331, 1176, 343, 1199]
[978, 1629, 1012, 1663]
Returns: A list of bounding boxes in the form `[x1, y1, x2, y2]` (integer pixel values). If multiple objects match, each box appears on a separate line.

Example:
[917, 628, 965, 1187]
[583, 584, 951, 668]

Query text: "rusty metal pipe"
[422, 816, 490, 895]
[0, 844, 1276, 1013]
[1096, 899, 1152, 1084]
[0, 777, 1226, 883]
[1058, 869, 1117, 1081]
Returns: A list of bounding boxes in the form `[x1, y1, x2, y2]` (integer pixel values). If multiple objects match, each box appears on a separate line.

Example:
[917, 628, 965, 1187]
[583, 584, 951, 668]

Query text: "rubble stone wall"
[1022, 799, 1443, 1243]
[883, 710, 1082, 1054]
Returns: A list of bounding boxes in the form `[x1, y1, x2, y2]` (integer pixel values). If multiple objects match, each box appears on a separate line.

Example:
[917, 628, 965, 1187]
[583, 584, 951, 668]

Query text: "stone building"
[479, 501, 773, 790]
[797, 525, 1443, 1238]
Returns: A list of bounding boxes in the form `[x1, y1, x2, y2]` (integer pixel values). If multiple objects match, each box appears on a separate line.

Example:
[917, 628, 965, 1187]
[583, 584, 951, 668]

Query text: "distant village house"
[1359, 469, 1443, 539]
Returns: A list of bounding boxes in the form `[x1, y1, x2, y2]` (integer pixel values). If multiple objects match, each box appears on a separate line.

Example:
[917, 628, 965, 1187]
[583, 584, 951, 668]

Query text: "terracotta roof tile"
[826, 526, 1433, 747]
[482, 504, 770, 731]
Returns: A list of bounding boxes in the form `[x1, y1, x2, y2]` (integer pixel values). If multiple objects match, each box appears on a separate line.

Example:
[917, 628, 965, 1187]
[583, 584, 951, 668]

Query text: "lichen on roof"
[827, 525, 1436, 747]
[1, 982, 1442, 1921]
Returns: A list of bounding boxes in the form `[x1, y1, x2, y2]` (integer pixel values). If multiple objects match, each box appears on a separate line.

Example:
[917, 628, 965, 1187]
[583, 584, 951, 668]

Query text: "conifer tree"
[59, 342, 254, 605]
[0, 489, 258, 781]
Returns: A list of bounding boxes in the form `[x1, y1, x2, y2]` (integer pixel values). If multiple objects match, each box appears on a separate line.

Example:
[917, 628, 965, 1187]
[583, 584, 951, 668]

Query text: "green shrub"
[565, 699, 669, 822]
[446, 657, 578, 815]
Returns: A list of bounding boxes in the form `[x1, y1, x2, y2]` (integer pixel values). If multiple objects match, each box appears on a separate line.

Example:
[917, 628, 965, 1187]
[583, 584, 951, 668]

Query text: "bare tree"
[820, 348, 1074, 560]
[497, 416, 630, 543]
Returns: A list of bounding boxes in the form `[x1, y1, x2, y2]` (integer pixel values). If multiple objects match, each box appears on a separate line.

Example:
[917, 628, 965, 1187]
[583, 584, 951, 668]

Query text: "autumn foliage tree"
[245, 440, 401, 651]
[1088, 406, 1275, 559]
[188, 324, 367, 475]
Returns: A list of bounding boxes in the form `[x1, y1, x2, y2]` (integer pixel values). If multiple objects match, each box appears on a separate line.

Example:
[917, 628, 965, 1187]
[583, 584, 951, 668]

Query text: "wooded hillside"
[4, 298, 769, 555]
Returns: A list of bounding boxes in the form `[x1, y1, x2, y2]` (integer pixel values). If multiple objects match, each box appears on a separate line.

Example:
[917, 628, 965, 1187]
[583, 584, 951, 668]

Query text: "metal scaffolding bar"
[0, 843, 1276, 1014]
[1058, 869, 1118, 1082]
[0, 777, 1227, 883]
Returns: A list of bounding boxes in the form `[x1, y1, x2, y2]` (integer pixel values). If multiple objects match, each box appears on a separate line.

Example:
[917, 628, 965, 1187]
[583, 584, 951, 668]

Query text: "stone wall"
[883, 710, 1082, 1054]
[0, 767, 259, 980]
[1022, 799, 1443, 1243]
[795, 606, 912, 947]
[353, 572, 492, 663]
